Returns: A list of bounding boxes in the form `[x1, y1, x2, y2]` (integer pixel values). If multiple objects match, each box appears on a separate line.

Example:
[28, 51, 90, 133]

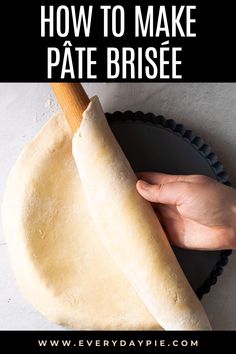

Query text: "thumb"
[136, 179, 187, 205]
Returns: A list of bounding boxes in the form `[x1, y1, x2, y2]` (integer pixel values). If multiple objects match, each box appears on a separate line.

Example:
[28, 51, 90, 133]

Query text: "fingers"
[153, 205, 185, 248]
[136, 172, 193, 185]
[136, 179, 187, 205]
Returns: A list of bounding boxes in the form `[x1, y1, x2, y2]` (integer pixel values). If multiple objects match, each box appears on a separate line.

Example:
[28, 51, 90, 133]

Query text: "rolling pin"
[50, 83, 90, 132]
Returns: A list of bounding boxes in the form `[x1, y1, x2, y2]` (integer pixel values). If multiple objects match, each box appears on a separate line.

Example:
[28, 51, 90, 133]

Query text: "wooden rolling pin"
[50, 83, 90, 132]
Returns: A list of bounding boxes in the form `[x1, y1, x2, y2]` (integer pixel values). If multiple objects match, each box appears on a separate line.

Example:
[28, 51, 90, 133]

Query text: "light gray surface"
[0, 83, 236, 330]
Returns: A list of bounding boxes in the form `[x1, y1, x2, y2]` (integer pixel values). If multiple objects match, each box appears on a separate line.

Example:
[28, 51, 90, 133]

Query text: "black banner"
[0, 330, 235, 353]
[0, 0, 235, 82]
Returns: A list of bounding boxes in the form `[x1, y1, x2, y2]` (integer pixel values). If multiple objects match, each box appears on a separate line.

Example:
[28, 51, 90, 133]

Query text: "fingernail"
[138, 180, 150, 189]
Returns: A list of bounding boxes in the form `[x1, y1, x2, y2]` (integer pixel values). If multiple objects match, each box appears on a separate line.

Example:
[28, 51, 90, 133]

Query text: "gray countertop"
[0, 83, 235, 330]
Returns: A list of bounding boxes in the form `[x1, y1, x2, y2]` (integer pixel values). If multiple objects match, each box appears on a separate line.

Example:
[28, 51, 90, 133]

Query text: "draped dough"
[72, 97, 211, 330]
[2, 96, 211, 330]
[2, 110, 160, 329]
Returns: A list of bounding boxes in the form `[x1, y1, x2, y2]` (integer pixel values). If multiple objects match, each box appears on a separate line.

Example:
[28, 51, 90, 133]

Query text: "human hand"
[136, 173, 236, 250]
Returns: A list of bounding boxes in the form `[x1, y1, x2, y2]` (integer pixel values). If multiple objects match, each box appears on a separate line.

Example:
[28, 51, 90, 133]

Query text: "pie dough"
[2, 107, 160, 329]
[72, 97, 211, 330]
[2, 96, 211, 330]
